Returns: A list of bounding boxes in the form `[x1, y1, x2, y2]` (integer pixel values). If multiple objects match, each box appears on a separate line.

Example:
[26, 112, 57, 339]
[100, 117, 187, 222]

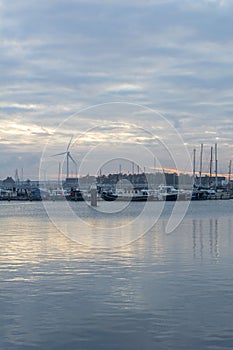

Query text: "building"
[2, 177, 16, 191]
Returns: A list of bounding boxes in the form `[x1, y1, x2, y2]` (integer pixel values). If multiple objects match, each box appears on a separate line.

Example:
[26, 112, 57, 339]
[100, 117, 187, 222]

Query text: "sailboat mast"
[228, 160, 232, 192]
[193, 148, 196, 187]
[199, 144, 203, 187]
[215, 143, 218, 188]
[209, 146, 213, 188]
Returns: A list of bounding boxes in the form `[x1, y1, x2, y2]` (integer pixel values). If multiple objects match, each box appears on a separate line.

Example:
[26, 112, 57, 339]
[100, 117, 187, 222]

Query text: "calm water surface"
[1, 200, 233, 350]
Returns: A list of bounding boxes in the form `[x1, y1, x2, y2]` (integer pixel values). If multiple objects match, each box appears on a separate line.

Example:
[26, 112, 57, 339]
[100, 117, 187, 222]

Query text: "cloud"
[0, 0, 233, 177]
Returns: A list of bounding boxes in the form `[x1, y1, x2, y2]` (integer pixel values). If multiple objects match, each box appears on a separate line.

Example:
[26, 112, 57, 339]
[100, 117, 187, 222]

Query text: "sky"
[1, 0, 233, 180]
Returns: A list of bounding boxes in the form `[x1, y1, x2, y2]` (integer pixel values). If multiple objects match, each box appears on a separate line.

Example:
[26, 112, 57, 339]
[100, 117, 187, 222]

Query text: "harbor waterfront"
[1, 170, 233, 202]
[1, 200, 233, 350]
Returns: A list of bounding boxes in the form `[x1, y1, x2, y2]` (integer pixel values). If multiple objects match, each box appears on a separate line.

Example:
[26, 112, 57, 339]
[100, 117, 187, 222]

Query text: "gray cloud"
[1, 0, 233, 178]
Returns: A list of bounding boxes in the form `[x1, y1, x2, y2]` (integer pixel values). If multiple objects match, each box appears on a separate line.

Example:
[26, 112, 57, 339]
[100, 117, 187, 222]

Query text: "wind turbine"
[52, 136, 77, 179]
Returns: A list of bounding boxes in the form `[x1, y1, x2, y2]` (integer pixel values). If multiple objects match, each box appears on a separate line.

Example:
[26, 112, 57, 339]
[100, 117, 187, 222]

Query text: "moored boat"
[101, 187, 149, 202]
[101, 191, 118, 201]
[158, 185, 178, 201]
[67, 189, 85, 201]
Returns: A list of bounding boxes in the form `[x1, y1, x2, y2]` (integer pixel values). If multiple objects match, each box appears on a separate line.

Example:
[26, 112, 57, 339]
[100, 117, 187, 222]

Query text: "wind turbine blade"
[51, 152, 67, 157]
[68, 153, 77, 166]
[67, 136, 73, 151]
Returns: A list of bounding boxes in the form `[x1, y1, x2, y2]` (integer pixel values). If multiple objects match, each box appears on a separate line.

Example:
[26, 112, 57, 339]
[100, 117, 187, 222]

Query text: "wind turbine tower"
[52, 137, 77, 179]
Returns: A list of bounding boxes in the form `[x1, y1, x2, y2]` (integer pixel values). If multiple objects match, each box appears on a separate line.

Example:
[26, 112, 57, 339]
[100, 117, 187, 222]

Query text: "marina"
[1, 179, 232, 201]
[1, 182, 232, 202]
[0, 176, 232, 203]
[1, 143, 232, 202]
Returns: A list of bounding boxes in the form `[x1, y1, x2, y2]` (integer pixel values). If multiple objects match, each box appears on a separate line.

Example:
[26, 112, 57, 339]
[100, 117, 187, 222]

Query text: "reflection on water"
[1, 201, 233, 350]
[192, 218, 220, 259]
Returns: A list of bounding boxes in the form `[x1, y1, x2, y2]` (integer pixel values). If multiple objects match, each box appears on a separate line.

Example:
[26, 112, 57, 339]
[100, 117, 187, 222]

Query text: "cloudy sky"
[1, 0, 233, 179]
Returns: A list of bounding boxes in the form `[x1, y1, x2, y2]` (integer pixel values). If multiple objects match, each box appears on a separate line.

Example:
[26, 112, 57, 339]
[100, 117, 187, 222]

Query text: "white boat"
[158, 185, 178, 201]
[51, 189, 69, 200]
[0, 188, 14, 199]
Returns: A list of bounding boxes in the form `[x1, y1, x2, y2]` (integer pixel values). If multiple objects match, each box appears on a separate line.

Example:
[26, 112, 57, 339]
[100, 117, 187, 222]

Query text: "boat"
[29, 188, 50, 201]
[0, 188, 14, 200]
[158, 185, 178, 201]
[51, 189, 68, 200]
[177, 189, 192, 201]
[101, 191, 118, 201]
[67, 189, 85, 201]
[101, 187, 149, 202]
[118, 187, 149, 201]
[191, 188, 217, 200]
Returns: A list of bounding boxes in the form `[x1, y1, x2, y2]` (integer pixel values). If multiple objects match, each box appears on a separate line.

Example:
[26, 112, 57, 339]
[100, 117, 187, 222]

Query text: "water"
[1, 200, 233, 350]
